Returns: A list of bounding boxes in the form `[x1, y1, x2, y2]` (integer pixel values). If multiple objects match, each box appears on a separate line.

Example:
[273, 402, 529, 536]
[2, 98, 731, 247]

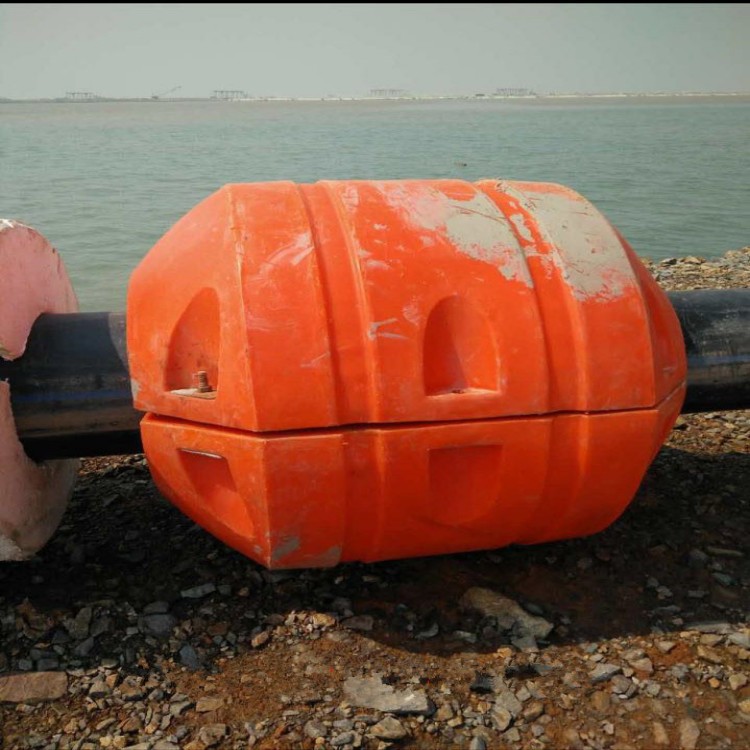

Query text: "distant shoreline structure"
[1, 92, 748, 104]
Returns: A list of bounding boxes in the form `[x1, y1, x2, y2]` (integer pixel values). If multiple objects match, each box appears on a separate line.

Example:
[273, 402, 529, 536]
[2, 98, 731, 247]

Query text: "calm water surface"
[1, 98, 749, 310]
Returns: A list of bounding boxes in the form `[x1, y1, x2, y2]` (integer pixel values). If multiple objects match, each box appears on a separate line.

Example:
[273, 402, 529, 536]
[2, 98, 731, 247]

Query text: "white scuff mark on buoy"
[338, 184, 360, 210]
[368, 318, 407, 341]
[445, 194, 517, 260]
[528, 194, 634, 301]
[301, 351, 331, 369]
[366, 259, 390, 271]
[262, 232, 314, 270]
[271, 534, 301, 563]
[245, 313, 295, 332]
[498, 182, 637, 302]
[402, 301, 421, 325]
[299, 544, 342, 568]
[508, 213, 534, 243]
[376, 183, 533, 286]
[179, 449, 224, 460]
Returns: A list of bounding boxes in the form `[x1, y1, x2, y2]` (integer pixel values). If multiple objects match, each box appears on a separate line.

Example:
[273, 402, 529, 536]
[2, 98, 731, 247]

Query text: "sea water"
[1, 98, 748, 310]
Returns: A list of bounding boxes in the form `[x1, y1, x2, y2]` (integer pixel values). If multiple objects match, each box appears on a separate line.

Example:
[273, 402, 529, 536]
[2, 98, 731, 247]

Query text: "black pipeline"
[0, 313, 143, 460]
[0, 289, 748, 461]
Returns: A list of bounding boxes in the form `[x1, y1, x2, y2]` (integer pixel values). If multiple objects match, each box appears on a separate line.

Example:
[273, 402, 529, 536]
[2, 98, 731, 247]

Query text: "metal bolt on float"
[1, 180, 748, 566]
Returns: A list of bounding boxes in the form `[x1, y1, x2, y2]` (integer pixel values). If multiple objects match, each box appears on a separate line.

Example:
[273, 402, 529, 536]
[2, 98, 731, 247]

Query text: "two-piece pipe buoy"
[1, 181, 748, 566]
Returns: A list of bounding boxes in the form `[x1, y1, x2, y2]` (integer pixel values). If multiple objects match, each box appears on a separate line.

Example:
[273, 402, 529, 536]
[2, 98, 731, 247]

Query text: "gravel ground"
[1, 249, 749, 750]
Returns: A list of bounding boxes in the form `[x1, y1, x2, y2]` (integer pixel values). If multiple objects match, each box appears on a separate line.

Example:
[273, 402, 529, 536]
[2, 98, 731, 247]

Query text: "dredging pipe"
[0, 312, 142, 460]
[0, 289, 748, 462]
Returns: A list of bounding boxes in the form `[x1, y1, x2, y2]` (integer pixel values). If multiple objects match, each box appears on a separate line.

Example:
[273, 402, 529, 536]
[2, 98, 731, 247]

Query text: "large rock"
[140, 613, 176, 637]
[65, 606, 93, 640]
[196, 696, 224, 713]
[589, 663, 622, 684]
[489, 705, 513, 731]
[0, 672, 67, 703]
[343, 675, 433, 715]
[181, 583, 216, 599]
[493, 681, 523, 718]
[304, 720, 328, 739]
[459, 588, 553, 639]
[197, 724, 227, 748]
[179, 644, 201, 670]
[370, 716, 408, 740]
[679, 718, 700, 750]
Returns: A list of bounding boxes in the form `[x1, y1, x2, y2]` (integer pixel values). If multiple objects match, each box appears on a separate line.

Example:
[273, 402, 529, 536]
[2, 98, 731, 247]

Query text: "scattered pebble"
[459, 587, 553, 639]
[343, 675, 433, 715]
[679, 718, 701, 750]
[590, 663, 623, 684]
[0, 672, 68, 703]
[370, 716, 408, 740]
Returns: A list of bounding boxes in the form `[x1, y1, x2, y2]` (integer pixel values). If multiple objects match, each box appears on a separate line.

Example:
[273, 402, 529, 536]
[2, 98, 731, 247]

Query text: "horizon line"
[2, 91, 749, 104]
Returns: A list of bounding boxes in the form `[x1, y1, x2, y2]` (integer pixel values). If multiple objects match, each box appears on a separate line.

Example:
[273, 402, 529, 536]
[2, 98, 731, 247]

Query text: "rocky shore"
[1, 249, 749, 750]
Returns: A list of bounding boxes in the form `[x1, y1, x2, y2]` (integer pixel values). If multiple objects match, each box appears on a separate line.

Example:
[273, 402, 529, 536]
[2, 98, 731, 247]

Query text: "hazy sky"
[1, 3, 748, 99]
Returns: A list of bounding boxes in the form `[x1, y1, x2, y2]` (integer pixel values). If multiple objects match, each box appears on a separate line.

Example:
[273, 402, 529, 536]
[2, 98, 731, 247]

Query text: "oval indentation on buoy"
[422, 296, 500, 396]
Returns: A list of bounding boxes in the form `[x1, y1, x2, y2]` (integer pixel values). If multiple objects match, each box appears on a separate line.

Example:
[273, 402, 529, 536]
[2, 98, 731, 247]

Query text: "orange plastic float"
[127, 179, 686, 568]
